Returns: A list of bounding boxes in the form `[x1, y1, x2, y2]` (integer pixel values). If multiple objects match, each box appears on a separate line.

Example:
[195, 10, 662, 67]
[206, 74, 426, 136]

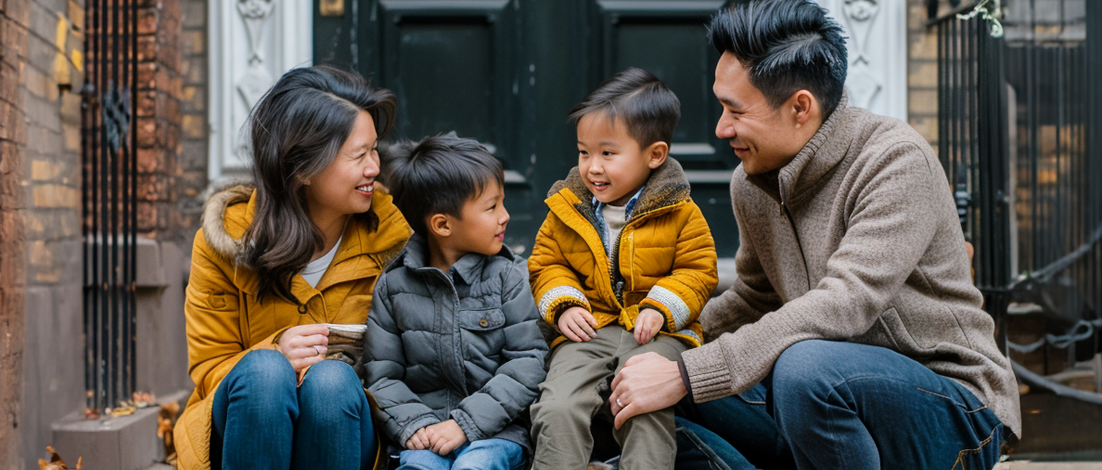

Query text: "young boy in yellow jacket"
[528, 67, 718, 470]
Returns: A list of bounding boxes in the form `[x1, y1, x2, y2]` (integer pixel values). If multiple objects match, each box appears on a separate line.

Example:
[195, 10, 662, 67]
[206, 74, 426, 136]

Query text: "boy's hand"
[558, 306, 599, 342]
[634, 308, 664, 345]
[425, 419, 467, 456]
[406, 427, 431, 450]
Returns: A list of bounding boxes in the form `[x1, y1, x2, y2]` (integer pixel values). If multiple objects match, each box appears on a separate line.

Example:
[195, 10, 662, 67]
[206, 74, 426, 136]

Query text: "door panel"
[315, 0, 741, 257]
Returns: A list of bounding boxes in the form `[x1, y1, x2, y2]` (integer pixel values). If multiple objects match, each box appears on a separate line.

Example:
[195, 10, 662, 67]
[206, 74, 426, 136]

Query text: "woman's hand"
[276, 324, 330, 372]
[558, 306, 599, 342]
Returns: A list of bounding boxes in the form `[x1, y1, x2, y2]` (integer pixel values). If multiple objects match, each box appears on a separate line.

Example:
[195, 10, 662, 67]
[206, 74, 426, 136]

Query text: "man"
[608, 1, 1021, 468]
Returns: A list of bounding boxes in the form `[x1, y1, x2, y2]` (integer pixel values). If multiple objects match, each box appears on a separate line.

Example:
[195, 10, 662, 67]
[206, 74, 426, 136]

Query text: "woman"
[174, 65, 411, 469]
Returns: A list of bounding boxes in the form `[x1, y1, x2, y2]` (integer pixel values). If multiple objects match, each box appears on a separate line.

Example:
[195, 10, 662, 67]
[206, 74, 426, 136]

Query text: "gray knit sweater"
[681, 96, 1022, 437]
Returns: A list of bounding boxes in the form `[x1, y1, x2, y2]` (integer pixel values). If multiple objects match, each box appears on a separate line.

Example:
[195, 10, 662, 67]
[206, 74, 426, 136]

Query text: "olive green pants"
[530, 324, 686, 470]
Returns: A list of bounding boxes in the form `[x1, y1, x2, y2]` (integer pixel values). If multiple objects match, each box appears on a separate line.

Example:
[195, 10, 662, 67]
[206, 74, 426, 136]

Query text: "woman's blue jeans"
[675, 340, 1005, 470]
[211, 349, 377, 470]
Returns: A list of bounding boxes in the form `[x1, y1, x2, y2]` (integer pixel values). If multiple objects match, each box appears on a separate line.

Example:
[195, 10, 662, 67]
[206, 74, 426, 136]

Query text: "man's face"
[713, 52, 805, 175]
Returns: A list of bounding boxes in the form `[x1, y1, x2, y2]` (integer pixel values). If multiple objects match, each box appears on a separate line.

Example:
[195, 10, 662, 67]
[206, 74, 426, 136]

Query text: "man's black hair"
[385, 133, 504, 236]
[709, 0, 848, 118]
[569, 67, 681, 148]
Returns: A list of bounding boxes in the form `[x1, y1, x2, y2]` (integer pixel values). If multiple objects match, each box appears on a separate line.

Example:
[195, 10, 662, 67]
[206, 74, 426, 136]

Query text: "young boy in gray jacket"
[363, 134, 548, 469]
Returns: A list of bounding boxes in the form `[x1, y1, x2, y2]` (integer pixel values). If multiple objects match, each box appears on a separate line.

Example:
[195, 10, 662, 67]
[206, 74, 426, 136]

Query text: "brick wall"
[136, 0, 183, 239]
[177, 0, 207, 240]
[908, 0, 939, 149]
[0, 0, 28, 466]
[2, 0, 87, 467]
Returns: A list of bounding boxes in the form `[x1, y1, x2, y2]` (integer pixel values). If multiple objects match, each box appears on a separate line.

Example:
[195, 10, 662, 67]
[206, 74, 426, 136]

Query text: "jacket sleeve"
[528, 212, 590, 328]
[682, 142, 944, 402]
[638, 202, 719, 334]
[185, 230, 283, 402]
[452, 259, 549, 441]
[363, 273, 440, 446]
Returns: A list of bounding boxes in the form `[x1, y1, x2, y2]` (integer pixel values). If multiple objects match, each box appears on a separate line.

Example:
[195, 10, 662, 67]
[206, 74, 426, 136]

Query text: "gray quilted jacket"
[364, 234, 548, 452]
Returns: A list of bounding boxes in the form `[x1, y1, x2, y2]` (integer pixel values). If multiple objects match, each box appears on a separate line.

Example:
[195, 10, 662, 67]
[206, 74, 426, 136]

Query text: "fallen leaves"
[38, 446, 81, 470]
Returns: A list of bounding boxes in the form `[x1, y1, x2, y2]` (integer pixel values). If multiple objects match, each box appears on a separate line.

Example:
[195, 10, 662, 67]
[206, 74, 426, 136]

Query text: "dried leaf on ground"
[37, 446, 82, 470]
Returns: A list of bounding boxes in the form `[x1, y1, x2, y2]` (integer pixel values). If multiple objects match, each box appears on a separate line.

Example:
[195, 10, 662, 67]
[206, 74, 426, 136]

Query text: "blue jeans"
[211, 349, 377, 470]
[397, 438, 526, 470]
[675, 340, 1005, 470]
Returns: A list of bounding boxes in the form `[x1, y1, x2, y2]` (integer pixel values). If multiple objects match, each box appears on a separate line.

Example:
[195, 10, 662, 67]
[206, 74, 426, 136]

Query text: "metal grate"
[81, 0, 138, 414]
[929, 1, 1014, 349]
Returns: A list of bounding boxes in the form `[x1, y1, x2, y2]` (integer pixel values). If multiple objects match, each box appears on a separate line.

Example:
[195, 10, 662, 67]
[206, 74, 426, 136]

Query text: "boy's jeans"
[397, 438, 526, 470]
[674, 340, 1005, 470]
[211, 349, 377, 470]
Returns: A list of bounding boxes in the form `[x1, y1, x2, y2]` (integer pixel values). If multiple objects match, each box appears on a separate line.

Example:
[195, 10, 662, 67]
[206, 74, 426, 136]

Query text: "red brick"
[136, 146, 164, 173]
[137, 34, 156, 62]
[137, 8, 158, 36]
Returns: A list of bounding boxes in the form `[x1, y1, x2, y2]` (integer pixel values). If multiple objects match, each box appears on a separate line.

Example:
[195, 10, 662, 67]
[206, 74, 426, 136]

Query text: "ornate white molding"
[209, 0, 313, 182]
[814, 0, 907, 121]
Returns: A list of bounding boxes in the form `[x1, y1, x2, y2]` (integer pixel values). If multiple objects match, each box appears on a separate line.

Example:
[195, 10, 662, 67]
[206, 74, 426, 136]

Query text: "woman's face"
[303, 110, 380, 225]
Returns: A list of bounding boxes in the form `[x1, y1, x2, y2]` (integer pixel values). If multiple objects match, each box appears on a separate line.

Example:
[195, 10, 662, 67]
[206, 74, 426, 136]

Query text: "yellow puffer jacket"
[529, 158, 718, 349]
[174, 184, 411, 470]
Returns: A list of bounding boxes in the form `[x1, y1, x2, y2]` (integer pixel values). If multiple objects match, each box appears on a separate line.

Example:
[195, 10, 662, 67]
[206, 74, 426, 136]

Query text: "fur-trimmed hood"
[200, 180, 254, 260]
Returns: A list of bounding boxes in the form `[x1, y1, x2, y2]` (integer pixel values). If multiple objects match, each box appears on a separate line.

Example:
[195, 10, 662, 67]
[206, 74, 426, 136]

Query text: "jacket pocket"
[459, 308, 506, 331]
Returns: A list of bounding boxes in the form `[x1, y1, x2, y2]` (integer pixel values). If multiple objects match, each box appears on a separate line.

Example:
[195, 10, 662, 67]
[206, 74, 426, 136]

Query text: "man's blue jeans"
[675, 340, 1005, 470]
[397, 438, 526, 470]
[211, 349, 377, 469]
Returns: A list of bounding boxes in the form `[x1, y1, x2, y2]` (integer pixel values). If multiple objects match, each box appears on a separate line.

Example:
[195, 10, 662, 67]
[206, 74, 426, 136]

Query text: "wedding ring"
[616, 398, 624, 408]
[313, 345, 322, 356]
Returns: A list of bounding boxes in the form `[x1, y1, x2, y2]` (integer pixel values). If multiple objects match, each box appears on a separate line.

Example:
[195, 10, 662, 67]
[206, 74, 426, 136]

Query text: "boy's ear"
[646, 141, 669, 169]
[427, 213, 451, 238]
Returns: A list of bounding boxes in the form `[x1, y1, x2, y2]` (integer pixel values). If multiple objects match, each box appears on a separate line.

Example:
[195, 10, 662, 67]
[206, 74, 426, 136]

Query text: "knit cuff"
[642, 285, 692, 332]
[677, 357, 694, 402]
[537, 286, 590, 327]
[680, 343, 735, 403]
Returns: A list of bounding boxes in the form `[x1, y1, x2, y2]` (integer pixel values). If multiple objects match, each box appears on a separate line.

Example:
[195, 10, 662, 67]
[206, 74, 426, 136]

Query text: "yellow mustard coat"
[528, 158, 718, 349]
[174, 184, 411, 470]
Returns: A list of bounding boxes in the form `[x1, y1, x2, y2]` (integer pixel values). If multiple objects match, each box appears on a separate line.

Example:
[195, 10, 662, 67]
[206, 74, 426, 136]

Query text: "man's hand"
[424, 419, 468, 456]
[405, 427, 431, 450]
[634, 308, 664, 344]
[275, 324, 329, 373]
[610, 352, 687, 429]
[558, 306, 599, 342]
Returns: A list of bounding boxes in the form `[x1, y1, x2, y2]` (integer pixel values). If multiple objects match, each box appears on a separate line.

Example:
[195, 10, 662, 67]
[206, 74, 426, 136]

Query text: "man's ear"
[789, 90, 820, 129]
[427, 213, 451, 238]
[645, 141, 669, 169]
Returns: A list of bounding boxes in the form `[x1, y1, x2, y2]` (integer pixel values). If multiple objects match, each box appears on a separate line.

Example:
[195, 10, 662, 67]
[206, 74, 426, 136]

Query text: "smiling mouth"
[355, 183, 374, 193]
[591, 182, 609, 190]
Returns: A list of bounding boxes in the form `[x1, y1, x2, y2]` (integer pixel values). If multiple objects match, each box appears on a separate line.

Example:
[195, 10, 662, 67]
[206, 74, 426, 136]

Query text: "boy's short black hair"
[384, 133, 504, 236]
[708, 0, 848, 119]
[569, 67, 680, 148]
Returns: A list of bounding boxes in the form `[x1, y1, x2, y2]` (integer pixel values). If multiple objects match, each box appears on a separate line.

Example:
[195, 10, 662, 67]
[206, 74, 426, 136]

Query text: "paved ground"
[996, 464, 1102, 469]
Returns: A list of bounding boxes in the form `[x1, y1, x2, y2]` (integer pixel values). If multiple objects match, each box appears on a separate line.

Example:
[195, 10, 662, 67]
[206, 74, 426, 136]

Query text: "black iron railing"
[929, 1, 1014, 349]
[81, 0, 138, 414]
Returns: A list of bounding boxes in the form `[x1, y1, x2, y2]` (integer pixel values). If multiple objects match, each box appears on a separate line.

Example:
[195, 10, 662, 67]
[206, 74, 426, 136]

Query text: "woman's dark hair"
[708, 0, 848, 119]
[242, 65, 396, 303]
[569, 67, 680, 148]
[385, 133, 504, 236]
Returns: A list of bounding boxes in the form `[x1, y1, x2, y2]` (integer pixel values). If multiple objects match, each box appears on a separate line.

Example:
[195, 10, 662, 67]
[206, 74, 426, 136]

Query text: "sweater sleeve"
[638, 202, 719, 336]
[528, 212, 590, 328]
[451, 259, 549, 441]
[683, 143, 942, 402]
[363, 273, 440, 446]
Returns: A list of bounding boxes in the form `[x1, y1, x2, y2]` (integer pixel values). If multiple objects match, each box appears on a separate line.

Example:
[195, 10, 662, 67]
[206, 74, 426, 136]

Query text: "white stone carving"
[209, 0, 313, 182]
[813, 0, 907, 120]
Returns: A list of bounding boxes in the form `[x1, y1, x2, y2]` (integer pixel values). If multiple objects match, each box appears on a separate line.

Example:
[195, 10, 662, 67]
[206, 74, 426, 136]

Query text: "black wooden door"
[315, 0, 741, 257]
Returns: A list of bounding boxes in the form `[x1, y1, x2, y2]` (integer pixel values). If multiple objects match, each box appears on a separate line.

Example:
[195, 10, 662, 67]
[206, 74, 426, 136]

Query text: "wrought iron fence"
[928, 0, 1014, 348]
[81, 0, 138, 414]
[930, 0, 1101, 396]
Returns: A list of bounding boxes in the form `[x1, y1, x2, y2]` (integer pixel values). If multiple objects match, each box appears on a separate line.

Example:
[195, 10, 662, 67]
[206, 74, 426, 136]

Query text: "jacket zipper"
[780, 201, 813, 292]
[606, 204, 680, 308]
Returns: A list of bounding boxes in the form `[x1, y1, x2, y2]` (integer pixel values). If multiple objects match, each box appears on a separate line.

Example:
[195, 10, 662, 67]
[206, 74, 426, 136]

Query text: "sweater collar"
[746, 91, 851, 205]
